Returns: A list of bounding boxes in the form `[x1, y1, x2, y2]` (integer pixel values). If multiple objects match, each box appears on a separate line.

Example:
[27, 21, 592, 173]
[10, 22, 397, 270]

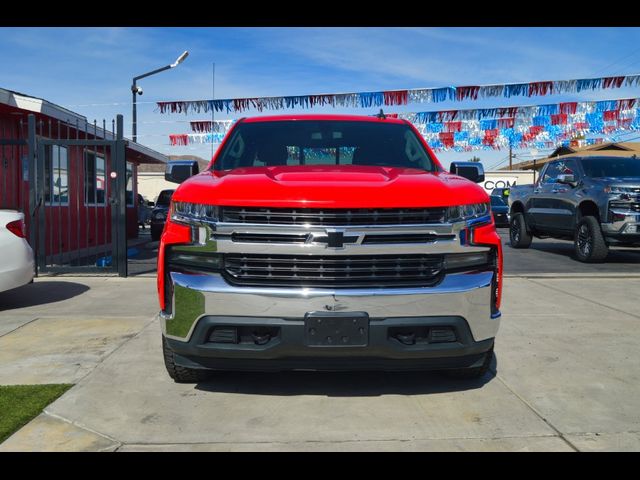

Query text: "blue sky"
[3, 27, 640, 169]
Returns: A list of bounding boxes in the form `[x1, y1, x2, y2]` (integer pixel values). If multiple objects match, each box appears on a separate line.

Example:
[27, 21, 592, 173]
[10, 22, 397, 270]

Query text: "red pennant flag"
[445, 121, 462, 132]
[559, 102, 577, 114]
[528, 81, 553, 96]
[455, 86, 480, 101]
[603, 76, 624, 89]
[383, 90, 408, 106]
[551, 113, 568, 125]
[603, 110, 620, 121]
[438, 132, 455, 147]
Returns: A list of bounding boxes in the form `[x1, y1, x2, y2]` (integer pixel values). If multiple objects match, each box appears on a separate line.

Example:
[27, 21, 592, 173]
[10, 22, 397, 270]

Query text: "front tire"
[509, 213, 532, 248]
[574, 216, 608, 263]
[150, 225, 162, 242]
[162, 335, 210, 383]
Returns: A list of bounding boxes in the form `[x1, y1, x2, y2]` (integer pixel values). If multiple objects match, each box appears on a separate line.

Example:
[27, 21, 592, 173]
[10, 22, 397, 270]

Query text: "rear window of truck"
[212, 120, 437, 172]
[580, 157, 640, 178]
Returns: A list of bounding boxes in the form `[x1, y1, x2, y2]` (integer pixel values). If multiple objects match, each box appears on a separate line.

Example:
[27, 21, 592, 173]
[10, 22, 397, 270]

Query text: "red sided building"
[0, 87, 168, 274]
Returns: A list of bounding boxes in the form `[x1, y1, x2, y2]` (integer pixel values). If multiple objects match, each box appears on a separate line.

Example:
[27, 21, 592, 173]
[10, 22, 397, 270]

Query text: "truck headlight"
[170, 202, 219, 225]
[446, 202, 490, 223]
[154, 211, 167, 221]
[605, 186, 637, 194]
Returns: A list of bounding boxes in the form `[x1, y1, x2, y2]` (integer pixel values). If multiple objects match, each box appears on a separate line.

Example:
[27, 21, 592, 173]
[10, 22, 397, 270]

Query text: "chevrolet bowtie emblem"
[312, 229, 360, 248]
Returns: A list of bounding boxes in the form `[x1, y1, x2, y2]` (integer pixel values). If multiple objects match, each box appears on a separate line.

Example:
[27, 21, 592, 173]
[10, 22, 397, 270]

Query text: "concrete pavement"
[0, 274, 639, 451]
[0, 277, 158, 385]
[497, 228, 640, 275]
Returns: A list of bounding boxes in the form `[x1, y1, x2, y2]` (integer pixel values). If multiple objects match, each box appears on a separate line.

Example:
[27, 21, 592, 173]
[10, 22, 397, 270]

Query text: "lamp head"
[171, 51, 189, 68]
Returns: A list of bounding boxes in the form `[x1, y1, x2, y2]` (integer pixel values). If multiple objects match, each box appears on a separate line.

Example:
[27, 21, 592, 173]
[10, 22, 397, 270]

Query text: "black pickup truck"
[508, 155, 640, 262]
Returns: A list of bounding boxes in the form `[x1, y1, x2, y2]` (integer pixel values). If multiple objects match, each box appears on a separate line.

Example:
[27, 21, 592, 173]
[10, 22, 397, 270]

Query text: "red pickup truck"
[158, 114, 503, 382]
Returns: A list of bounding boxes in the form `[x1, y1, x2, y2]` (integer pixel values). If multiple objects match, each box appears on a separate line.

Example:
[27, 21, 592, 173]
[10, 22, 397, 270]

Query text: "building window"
[44, 145, 69, 205]
[126, 162, 134, 207]
[85, 151, 106, 205]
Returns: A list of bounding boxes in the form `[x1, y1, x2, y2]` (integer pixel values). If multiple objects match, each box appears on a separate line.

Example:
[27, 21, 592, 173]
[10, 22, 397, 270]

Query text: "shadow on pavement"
[194, 355, 498, 397]
[128, 240, 159, 276]
[0, 281, 90, 311]
[530, 242, 640, 263]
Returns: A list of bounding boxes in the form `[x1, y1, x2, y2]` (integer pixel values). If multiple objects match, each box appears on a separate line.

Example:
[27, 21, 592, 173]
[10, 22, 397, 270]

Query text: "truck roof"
[239, 114, 409, 125]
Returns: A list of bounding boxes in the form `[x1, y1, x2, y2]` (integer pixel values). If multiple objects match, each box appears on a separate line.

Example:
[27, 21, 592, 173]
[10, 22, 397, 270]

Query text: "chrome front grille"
[230, 233, 309, 244]
[360, 233, 450, 244]
[220, 207, 447, 226]
[610, 201, 640, 213]
[169, 206, 491, 289]
[224, 254, 445, 288]
[224, 231, 454, 246]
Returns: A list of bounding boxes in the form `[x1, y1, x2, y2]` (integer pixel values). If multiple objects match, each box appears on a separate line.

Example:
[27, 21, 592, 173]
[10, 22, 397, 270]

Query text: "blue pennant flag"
[416, 112, 438, 124]
[533, 116, 551, 127]
[536, 104, 559, 116]
[431, 87, 455, 103]
[480, 119, 498, 130]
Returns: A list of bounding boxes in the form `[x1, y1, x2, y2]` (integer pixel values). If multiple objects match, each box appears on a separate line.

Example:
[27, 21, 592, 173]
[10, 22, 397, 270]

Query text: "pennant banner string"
[394, 97, 638, 123]
[156, 74, 640, 115]
[170, 97, 640, 152]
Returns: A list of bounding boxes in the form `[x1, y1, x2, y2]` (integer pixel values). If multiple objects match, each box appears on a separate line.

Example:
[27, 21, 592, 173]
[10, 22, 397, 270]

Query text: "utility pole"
[211, 62, 216, 158]
[508, 144, 513, 171]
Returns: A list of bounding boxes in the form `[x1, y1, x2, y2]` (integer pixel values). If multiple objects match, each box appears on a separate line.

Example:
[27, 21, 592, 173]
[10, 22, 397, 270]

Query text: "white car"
[0, 210, 34, 293]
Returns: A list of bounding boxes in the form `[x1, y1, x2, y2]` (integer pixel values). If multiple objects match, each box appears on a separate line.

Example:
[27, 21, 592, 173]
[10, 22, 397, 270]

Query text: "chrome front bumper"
[161, 270, 500, 343]
[602, 211, 640, 235]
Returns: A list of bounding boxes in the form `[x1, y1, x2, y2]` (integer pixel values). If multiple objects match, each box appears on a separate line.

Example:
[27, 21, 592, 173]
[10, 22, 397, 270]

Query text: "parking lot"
[498, 229, 640, 276]
[0, 231, 639, 451]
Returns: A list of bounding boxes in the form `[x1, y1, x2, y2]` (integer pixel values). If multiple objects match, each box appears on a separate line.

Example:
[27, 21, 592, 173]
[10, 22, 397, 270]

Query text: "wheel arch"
[577, 200, 600, 221]
[510, 201, 525, 215]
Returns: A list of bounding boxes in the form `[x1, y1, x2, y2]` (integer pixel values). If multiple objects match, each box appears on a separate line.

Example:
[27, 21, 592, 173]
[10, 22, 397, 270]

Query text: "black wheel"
[150, 225, 162, 242]
[444, 347, 494, 380]
[162, 335, 210, 383]
[509, 213, 532, 248]
[574, 216, 608, 263]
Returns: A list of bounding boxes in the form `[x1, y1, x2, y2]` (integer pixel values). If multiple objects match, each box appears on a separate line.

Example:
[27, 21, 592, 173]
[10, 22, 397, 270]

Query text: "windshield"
[156, 190, 174, 206]
[490, 196, 507, 206]
[580, 157, 640, 178]
[213, 120, 437, 172]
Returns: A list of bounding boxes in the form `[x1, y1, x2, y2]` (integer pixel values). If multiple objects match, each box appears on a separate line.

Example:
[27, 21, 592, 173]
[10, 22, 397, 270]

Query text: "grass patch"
[0, 384, 73, 444]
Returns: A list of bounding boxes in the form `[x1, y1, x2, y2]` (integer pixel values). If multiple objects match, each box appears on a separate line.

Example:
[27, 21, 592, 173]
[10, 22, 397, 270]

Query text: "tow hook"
[252, 332, 271, 345]
[396, 332, 416, 345]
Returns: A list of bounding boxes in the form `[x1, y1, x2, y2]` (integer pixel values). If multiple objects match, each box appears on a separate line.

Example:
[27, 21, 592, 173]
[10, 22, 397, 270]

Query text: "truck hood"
[593, 177, 640, 186]
[172, 165, 489, 208]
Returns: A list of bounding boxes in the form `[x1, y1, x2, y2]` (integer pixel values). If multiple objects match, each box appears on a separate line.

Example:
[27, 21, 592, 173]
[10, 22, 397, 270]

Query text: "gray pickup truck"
[508, 155, 640, 262]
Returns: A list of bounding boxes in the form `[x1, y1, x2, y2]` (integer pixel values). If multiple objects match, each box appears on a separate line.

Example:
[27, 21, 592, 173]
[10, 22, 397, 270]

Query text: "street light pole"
[131, 51, 189, 143]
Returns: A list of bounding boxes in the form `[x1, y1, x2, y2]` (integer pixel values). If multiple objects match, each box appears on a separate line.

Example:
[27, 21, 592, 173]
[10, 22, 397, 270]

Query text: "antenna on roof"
[376, 109, 387, 120]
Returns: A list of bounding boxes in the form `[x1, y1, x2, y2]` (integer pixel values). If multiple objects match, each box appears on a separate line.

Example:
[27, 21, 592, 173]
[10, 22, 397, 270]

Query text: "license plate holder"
[304, 312, 369, 347]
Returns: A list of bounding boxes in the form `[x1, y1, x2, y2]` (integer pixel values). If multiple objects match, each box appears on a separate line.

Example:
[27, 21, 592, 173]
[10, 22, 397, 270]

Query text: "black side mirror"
[449, 162, 485, 183]
[165, 160, 199, 184]
[557, 174, 577, 186]
[147, 201, 155, 207]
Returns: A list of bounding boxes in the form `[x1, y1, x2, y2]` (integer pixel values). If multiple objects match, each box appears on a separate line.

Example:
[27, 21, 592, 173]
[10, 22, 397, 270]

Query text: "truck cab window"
[541, 162, 562, 184]
[213, 121, 436, 172]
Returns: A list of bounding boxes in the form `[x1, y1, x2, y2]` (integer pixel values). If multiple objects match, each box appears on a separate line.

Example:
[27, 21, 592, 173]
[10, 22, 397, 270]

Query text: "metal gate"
[31, 114, 128, 276]
[1, 113, 130, 277]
